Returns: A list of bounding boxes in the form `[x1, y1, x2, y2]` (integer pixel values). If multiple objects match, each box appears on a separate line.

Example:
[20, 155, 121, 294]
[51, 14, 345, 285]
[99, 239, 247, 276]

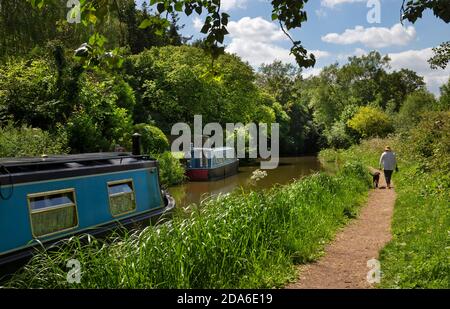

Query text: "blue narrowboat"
[186, 147, 239, 181]
[0, 151, 175, 265]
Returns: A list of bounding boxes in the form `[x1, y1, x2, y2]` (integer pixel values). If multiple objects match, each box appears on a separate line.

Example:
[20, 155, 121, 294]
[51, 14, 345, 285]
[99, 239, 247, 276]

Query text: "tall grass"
[4, 163, 370, 288]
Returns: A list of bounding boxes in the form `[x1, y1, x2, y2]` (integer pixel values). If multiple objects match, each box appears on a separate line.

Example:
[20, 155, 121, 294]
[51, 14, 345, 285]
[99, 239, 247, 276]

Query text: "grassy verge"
[4, 163, 370, 288]
[320, 133, 449, 288]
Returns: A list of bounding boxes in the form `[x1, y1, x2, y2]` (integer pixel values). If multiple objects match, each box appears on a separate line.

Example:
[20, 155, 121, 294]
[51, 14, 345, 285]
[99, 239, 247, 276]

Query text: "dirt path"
[287, 171, 396, 289]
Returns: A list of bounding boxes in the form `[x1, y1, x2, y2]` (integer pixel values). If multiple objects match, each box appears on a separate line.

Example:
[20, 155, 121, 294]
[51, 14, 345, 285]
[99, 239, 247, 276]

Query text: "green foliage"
[155, 151, 186, 187]
[402, 0, 450, 24]
[348, 106, 394, 138]
[326, 121, 354, 149]
[407, 111, 450, 171]
[5, 162, 369, 288]
[0, 59, 58, 128]
[134, 123, 169, 155]
[429, 41, 450, 69]
[438, 77, 450, 110]
[396, 90, 437, 132]
[0, 124, 68, 157]
[66, 74, 134, 152]
[129, 46, 260, 131]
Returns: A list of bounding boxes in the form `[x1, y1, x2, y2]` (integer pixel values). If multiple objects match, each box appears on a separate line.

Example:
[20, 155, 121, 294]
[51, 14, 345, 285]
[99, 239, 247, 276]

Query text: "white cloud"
[315, 8, 328, 18]
[226, 17, 291, 66]
[221, 0, 248, 11]
[226, 17, 329, 67]
[311, 50, 331, 59]
[321, 23, 416, 48]
[321, 0, 366, 8]
[388, 48, 450, 96]
[227, 17, 286, 43]
[303, 67, 324, 79]
[193, 17, 203, 31]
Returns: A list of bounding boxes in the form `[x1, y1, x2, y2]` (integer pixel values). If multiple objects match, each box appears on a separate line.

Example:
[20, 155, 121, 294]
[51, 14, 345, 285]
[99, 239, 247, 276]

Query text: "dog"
[368, 168, 381, 188]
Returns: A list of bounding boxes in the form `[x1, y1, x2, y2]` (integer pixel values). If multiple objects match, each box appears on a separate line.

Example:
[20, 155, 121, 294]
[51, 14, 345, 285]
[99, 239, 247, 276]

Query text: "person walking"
[379, 146, 397, 189]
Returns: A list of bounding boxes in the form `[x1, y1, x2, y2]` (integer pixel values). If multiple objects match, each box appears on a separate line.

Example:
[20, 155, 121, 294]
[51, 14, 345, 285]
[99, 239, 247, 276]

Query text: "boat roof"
[0, 152, 151, 169]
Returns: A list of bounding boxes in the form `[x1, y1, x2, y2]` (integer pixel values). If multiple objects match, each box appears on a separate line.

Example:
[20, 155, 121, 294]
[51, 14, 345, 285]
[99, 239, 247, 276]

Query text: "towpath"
[286, 171, 396, 288]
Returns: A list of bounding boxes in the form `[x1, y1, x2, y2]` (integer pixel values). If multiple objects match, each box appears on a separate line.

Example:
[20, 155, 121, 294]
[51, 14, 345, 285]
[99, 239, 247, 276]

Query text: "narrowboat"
[186, 147, 239, 181]
[0, 150, 175, 265]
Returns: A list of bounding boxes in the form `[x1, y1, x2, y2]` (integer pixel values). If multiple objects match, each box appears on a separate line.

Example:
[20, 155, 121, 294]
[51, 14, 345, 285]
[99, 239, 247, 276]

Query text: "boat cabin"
[0, 152, 174, 265]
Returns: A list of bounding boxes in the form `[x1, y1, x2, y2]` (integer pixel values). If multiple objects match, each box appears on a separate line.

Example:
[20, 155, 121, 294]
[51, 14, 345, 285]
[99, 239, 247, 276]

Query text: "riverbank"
[320, 132, 449, 288]
[4, 162, 370, 288]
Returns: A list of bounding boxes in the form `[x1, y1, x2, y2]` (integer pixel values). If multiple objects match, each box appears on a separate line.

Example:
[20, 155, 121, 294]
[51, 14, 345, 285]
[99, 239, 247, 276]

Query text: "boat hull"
[186, 160, 239, 181]
[0, 192, 175, 267]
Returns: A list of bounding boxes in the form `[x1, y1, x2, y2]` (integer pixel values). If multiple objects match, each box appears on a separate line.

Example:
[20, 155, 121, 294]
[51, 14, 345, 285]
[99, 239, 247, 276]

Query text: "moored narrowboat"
[186, 147, 239, 181]
[0, 152, 175, 265]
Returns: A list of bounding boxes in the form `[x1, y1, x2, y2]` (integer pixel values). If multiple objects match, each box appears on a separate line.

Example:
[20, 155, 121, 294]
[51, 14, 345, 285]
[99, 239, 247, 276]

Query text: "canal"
[169, 156, 322, 208]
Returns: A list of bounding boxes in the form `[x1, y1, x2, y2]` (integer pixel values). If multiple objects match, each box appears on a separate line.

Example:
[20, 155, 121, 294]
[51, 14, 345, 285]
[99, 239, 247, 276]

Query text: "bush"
[396, 90, 437, 132]
[134, 123, 169, 155]
[66, 74, 134, 153]
[154, 151, 185, 187]
[326, 121, 353, 149]
[407, 111, 450, 171]
[0, 59, 58, 129]
[348, 106, 394, 138]
[0, 125, 69, 157]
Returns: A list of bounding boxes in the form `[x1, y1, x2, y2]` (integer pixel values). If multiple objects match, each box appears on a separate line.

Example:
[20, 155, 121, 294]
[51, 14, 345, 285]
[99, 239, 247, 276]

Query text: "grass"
[4, 163, 370, 288]
[320, 137, 450, 288]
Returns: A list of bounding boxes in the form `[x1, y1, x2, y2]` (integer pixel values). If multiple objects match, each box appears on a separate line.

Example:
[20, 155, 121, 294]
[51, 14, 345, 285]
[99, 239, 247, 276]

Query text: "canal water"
[169, 156, 322, 208]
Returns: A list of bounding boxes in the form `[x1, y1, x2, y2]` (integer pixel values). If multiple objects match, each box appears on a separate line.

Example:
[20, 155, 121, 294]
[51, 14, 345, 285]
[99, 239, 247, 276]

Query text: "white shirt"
[379, 151, 397, 171]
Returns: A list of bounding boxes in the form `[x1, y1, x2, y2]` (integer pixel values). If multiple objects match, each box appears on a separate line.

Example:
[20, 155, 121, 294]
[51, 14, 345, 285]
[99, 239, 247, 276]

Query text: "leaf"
[200, 23, 210, 34]
[175, 2, 183, 12]
[271, 13, 278, 21]
[157, 3, 166, 14]
[138, 19, 153, 29]
[88, 13, 97, 25]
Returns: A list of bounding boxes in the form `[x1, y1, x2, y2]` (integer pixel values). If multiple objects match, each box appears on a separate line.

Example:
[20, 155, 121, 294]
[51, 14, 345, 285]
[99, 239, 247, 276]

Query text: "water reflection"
[169, 156, 322, 208]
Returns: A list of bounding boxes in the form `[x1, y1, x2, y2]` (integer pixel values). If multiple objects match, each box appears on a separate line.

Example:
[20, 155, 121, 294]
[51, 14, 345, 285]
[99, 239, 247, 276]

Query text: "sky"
[136, 0, 450, 96]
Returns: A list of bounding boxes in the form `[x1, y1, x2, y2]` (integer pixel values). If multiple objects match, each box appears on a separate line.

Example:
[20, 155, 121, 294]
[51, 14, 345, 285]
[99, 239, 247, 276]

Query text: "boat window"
[28, 189, 78, 237]
[108, 180, 136, 217]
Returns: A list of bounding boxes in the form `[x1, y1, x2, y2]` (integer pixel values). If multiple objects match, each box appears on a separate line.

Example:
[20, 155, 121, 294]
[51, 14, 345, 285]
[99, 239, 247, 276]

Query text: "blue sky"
[137, 0, 450, 95]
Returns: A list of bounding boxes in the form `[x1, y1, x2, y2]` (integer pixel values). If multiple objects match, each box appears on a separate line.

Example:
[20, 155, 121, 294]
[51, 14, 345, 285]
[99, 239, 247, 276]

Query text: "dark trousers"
[384, 170, 393, 186]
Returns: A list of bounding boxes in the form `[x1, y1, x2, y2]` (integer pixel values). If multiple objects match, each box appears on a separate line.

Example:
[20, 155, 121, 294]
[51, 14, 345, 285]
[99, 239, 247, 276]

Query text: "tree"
[401, 0, 450, 23]
[29, 0, 316, 69]
[257, 61, 301, 106]
[401, 1, 450, 69]
[429, 41, 450, 69]
[438, 78, 450, 110]
[397, 90, 437, 132]
[347, 106, 394, 138]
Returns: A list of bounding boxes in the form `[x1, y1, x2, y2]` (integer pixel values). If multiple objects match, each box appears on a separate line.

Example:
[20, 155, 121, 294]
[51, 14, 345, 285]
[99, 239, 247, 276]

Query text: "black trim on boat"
[0, 153, 159, 185]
